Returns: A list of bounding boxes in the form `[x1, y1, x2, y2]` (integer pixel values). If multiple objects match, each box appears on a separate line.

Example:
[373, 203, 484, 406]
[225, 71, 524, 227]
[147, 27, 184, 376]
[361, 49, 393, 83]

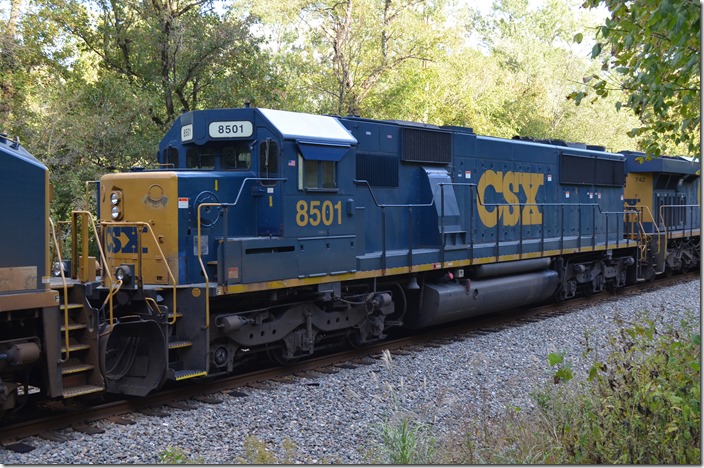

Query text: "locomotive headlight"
[111, 205, 122, 220]
[110, 191, 122, 205]
[52, 261, 69, 277]
[115, 264, 133, 285]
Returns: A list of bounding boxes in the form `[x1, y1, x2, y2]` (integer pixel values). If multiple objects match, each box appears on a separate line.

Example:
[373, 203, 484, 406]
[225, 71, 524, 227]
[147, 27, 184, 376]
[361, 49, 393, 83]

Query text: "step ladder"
[165, 306, 207, 382]
[57, 291, 104, 398]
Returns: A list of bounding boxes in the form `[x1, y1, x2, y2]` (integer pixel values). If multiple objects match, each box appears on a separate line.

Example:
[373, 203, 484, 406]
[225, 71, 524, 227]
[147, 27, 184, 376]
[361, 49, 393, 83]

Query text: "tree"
[247, 0, 449, 116]
[37, 0, 272, 129]
[371, 0, 642, 152]
[571, 0, 701, 158]
[1, 0, 72, 134]
[463, 0, 640, 147]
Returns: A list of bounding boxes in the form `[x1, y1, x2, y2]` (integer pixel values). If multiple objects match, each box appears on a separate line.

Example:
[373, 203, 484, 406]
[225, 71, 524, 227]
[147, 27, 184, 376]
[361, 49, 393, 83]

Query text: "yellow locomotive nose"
[100, 172, 180, 287]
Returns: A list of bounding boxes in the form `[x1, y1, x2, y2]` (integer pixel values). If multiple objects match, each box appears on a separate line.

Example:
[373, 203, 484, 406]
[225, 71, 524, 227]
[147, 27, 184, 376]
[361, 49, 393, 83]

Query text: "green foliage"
[157, 446, 204, 464]
[35, 0, 273, 127]
[571, 0, 700, 158]
[441, 402, 565, 464]
[366, 349, 438, 464]
[2, 0, 283, 216]
[541, 318, 701, 463]
[3, 0, 680, 216]
[377, 414, 437, 464]
[422, 315, 700, 464]
[367, 0, 643, 152]
[548, 351, 574, 384]
[247, 0, 451, 116]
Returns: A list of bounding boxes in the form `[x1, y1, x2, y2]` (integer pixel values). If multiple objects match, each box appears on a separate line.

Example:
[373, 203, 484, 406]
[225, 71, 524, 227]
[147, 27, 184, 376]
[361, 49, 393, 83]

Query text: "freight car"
[0, 108, 699, 418]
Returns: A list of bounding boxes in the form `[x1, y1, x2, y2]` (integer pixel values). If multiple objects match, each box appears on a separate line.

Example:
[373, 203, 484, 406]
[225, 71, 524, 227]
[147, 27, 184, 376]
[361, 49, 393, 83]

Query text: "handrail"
[194, 176, 287, 329]
[233, 177, 287, 206]
[628, 205, 663, 256]
[196, 205, 213, 329]
[144, 297, 162, 318]
[658, 203, 700, 238]
[356, 179, 636, 217]
[100, 220, 179, 325]
[355, 179, 641, 262]
[49, 218, 70, 362]
[72, 211, 118, 335]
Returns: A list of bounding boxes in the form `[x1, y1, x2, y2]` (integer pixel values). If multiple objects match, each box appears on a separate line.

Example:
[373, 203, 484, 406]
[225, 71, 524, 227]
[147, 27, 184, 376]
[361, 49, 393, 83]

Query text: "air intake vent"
[401, 128, 451, 164]
[561, 153, 624, 187]
[356, 152, 399, 187]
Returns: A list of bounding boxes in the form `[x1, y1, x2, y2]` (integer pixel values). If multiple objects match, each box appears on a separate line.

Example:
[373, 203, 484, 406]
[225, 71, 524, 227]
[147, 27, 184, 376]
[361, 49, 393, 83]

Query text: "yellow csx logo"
[477, 170, 544, 228]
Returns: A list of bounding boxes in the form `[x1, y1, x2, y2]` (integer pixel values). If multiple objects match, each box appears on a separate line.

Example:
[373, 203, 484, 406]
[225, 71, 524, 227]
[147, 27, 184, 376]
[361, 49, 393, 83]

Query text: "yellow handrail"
[49, 218, 70, 362]
[641, 205, 663, 256]
[71, 211, 117, 334]
[196, 203, 219, 329]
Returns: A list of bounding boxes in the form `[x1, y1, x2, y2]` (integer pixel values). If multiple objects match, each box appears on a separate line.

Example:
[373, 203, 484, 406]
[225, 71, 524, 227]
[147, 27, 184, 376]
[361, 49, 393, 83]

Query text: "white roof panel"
[258, 108, 357, 145]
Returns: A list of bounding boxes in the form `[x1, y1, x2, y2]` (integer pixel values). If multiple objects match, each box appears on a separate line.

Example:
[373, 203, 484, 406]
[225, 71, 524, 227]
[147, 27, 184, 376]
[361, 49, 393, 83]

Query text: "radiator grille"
[401, 128, 452, 164]
[355, 152, 399, 187]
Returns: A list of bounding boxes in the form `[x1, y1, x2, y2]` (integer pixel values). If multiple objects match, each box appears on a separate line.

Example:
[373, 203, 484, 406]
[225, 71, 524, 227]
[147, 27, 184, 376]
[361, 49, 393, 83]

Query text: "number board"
[209, 121, 253, 138]
[181, 124, 193, 142]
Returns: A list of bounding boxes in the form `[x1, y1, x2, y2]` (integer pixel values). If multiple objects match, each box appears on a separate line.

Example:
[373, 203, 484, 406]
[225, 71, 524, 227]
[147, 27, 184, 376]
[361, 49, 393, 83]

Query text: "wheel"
[346, 330, 367, 349]
[593, 273, 604, 293]
[266, 345, 300, 366]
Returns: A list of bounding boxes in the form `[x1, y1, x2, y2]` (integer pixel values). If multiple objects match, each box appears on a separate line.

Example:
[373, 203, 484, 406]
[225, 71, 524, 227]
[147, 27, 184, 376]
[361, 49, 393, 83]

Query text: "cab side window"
[300, 157, 336, 190]
[162, 147, 179, 168]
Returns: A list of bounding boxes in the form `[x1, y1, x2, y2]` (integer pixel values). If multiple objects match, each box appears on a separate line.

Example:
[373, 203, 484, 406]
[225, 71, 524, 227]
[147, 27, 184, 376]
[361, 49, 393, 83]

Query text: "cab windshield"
[163, 142, 252, 170]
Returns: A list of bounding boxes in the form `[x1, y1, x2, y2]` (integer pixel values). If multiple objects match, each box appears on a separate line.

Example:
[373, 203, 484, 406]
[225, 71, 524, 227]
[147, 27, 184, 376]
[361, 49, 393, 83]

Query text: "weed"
[157, 446, 204, 464]
[539, 316, 701, 464]
[368, 349, 438, 464]
[234, 435, 301, 464]
[412, 313, 700, 465]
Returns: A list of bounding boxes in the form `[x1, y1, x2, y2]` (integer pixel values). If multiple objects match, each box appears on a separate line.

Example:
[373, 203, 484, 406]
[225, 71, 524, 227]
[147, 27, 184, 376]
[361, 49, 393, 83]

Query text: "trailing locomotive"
[0, 108, 699, 418]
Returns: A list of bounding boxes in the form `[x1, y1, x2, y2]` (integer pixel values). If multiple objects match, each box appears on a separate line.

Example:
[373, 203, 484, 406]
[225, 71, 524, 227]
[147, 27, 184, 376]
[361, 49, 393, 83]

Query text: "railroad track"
[1, 272, 697, 451]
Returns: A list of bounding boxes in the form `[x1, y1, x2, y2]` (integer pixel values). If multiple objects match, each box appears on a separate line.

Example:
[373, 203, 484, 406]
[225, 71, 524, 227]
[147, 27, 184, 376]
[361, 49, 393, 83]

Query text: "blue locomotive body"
[0, 135, 50, 293]
[152, 109, 634, 291]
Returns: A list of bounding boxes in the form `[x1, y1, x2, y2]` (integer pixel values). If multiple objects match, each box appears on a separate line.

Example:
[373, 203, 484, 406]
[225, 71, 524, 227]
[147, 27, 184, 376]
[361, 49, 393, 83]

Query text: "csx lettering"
[296, 200, 342, 227]
[106, 227, 148, 254]
[477, 170, 544, 228]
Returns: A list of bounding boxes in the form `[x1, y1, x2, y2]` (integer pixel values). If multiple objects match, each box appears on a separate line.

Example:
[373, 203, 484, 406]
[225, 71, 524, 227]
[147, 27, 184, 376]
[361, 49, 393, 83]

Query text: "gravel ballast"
[1, 279, 700, 464]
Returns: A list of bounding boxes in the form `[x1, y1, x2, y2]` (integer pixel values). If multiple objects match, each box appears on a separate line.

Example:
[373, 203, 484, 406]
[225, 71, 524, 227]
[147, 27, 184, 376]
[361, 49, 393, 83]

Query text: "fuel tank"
[406, 270, 559, 329]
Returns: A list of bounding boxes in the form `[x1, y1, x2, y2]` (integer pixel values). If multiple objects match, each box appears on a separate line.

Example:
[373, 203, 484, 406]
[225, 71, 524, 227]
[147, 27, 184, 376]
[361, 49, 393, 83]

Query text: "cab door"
[255, 133, 282, 236]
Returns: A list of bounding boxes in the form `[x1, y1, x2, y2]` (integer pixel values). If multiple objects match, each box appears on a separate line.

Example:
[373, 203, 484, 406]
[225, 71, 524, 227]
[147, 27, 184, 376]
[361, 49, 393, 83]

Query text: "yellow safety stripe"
[216, 240, 640, 296]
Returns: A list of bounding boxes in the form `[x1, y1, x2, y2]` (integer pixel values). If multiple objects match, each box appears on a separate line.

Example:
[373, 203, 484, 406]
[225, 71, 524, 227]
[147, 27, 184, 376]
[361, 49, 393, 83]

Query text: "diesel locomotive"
[0, 108, 699, 417]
